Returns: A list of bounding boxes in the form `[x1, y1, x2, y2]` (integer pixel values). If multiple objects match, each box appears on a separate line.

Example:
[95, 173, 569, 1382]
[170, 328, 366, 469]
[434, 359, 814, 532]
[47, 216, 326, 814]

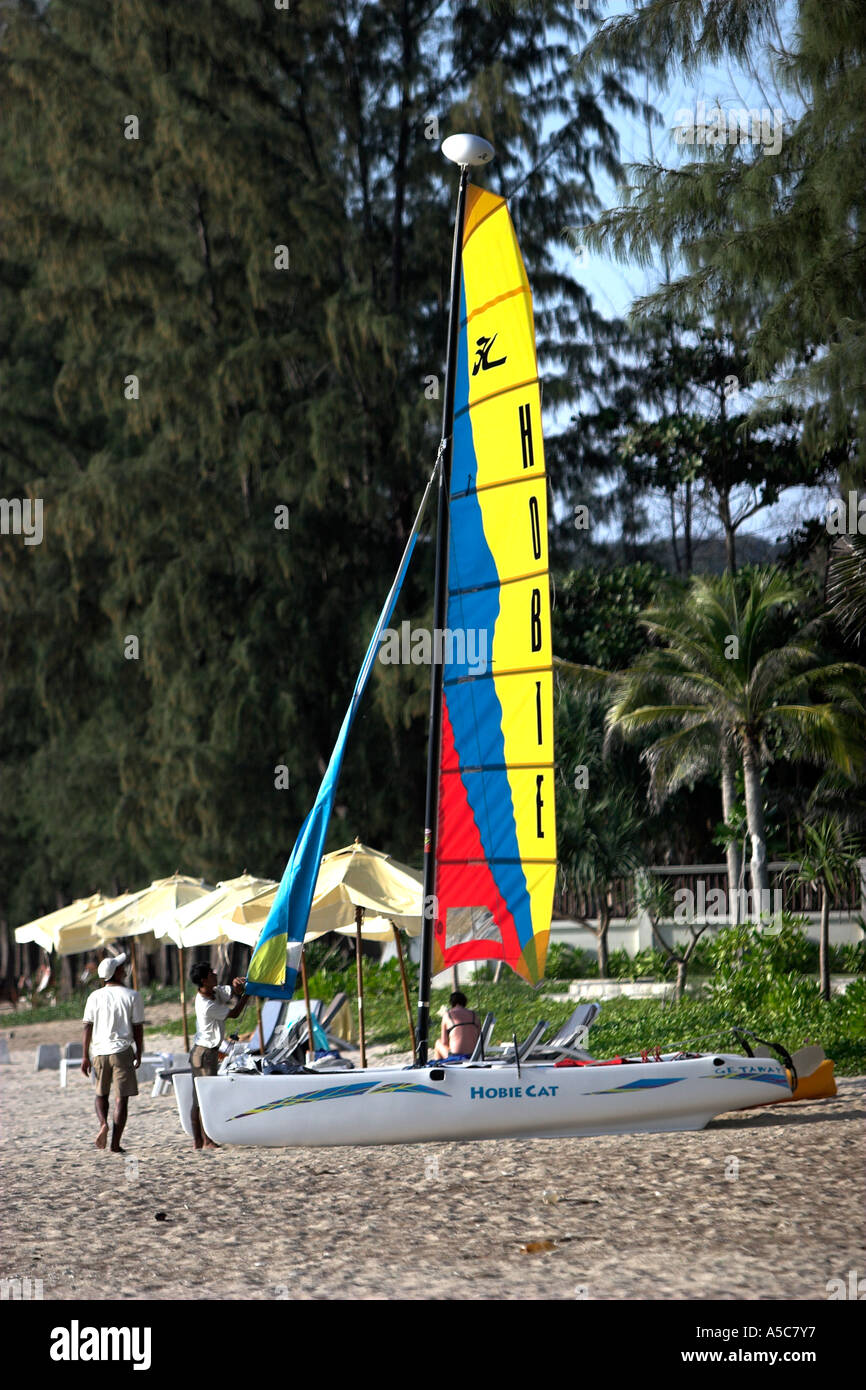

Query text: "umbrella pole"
[392, 925, 416, 1062]
[355, 906, 367, 1069]
[300, 945, 315, 1065]
[130, 938, 139, 992]
[256, 997, 265, 1053]
[178, 944, 189, 1052]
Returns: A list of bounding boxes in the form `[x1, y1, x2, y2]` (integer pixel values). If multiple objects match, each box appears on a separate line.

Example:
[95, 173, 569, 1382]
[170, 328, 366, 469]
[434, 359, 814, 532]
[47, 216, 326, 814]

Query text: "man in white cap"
[81, 953, 144, 1152]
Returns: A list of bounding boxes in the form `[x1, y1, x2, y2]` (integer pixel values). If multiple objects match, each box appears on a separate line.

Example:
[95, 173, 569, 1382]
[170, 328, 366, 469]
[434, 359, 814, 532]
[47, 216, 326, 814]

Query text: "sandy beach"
[1, 1019, 863, 1302]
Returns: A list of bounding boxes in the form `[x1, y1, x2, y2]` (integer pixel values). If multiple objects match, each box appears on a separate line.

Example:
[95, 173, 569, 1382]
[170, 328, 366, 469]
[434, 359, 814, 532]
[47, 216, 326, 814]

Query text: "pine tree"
[572, 0, 866, 458]
[0, 0, 638, 937]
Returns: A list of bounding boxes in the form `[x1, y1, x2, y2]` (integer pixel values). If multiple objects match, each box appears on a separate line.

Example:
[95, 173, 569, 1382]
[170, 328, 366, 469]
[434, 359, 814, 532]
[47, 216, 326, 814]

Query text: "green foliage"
[830, 940, 866, 974]
[585, 989, 866, 1075]
[544, 943, 598, 980]
[604, 566, 866, 846]
[553, 564, 667, 669]
[706, 917, 816, 994]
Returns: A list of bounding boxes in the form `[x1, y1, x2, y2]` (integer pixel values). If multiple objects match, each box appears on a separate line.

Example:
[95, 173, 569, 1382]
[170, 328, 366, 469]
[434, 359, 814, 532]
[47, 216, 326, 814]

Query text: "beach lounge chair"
[485, 1019, 550, 1063]
[546, 1002, 601, 1051]
[468, 1013, 496, 1062]
[250, 998, 286, 1053]
[35, 1043, 61, 1072]
[151, 1053, 183, 1096]
[136, 1052, 172, 1084]
[512, 1003, 602, 1064]
[58, 1041, 83, 1088]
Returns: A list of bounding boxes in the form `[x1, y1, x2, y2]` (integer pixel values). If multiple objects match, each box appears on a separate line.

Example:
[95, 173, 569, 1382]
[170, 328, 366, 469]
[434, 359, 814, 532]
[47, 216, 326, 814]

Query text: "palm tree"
[602, 568, 865, 902]
[786, 816, 862, 1000]
[828, 534, 866, 646]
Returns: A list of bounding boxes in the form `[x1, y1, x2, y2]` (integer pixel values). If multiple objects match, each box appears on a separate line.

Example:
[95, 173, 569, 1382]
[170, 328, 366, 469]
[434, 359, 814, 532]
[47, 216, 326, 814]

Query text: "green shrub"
[828, 940, 866, 973]
[544, 943, 597, 979]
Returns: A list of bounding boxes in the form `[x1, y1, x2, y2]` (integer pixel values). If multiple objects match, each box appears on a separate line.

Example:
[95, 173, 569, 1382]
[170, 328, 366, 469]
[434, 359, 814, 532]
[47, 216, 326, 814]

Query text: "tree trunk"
[60, 953, 74, 999]
[669, 492, 682, 573]
[675, 958, 687, 1002]
[159, 941, 172, 988]
[684, 476, 693, 573]
[720, 744, 742, 921]
[742, 737, 769, 904]
[718, 485, 737, 573]
[819, 887, 831, 1002]
[596, 908, 610, 977]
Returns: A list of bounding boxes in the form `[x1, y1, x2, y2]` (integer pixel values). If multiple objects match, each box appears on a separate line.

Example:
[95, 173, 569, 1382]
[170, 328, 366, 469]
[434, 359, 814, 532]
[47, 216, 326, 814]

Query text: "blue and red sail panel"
[432, 185, 556, 984]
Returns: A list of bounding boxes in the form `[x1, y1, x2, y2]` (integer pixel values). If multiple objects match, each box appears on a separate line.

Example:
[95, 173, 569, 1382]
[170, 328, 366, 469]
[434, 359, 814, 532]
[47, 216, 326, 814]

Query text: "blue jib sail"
[245, 468, 436, 1000]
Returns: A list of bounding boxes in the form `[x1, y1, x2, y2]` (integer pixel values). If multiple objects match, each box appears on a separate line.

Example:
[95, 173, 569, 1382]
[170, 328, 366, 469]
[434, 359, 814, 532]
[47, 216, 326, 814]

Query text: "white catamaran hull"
[189, 1054, 791, 1147]
[173, 1072, 195, 1137]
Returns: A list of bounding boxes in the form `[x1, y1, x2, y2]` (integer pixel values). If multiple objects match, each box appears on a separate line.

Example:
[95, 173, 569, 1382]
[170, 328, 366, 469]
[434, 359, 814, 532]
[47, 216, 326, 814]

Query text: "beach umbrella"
[96, 873, 212, 936]
[309, 842, 422, 1065]
[309, 841, 423, 933]
[95, 872, 213, 1010]
[158, 874, 277, 944]
[14, 894, 115, 957]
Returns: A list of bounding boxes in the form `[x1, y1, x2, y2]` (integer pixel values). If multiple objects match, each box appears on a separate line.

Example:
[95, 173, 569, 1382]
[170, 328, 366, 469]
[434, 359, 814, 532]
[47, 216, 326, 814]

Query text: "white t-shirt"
[83, 984, 144, 1056]
[193, 985, 235, 1049]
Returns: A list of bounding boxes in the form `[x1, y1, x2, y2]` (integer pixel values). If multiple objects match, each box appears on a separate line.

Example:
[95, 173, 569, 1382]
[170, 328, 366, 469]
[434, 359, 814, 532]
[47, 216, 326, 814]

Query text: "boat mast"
[416, 133, 494, 1065]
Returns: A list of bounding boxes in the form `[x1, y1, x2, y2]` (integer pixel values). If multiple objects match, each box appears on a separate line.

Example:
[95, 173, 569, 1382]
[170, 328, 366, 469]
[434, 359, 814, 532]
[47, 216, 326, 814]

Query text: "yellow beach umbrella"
[309, 841, 422, 933]
[14, 893, 114, 956]
[310, 842, 422, 1064]
[175, 915, 262, 950]
[159, 874, 277, 946]
[96, 873, 213, 936]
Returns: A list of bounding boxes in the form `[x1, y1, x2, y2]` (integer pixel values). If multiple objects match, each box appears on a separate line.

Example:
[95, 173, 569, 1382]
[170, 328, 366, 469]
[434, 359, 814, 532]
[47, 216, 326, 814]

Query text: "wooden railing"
[553, 862, 864, 921]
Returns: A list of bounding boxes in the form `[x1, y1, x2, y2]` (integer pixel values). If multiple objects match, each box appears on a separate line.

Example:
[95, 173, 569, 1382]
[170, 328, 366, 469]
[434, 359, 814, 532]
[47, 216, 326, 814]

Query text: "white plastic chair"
[58, 1040, 83, 1088]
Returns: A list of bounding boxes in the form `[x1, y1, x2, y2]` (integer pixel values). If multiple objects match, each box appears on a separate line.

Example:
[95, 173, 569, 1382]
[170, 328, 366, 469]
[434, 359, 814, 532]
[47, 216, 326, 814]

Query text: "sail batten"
[432, 184, 556, 986]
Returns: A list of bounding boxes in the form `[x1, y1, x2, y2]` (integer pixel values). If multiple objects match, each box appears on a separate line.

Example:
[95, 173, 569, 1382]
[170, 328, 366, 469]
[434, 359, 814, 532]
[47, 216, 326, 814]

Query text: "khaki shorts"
[93, 1047, 138, 1098]
[189, 1046, 220, 1077]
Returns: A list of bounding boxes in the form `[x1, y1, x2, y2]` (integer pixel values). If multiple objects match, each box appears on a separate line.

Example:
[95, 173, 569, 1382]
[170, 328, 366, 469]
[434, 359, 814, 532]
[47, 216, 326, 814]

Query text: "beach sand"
[1, 1019, 863, 1301]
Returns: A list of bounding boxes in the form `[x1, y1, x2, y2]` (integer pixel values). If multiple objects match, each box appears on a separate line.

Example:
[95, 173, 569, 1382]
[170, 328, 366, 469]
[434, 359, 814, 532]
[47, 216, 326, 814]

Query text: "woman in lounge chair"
[433, 991, 481, 1062]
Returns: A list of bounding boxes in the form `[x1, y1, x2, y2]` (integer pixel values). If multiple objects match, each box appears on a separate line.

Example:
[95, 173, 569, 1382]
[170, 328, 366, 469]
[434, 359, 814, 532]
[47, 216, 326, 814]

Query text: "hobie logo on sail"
[377, 621, 488, 674]
[472, 332, 507, 375]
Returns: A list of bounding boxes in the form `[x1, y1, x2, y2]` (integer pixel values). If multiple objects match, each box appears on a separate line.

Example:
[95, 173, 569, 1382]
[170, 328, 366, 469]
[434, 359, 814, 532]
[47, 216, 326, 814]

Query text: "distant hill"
[642, 533, 782, 573]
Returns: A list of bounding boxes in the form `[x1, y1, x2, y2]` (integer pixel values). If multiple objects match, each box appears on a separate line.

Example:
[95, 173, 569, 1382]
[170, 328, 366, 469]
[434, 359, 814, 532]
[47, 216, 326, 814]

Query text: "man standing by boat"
[189, 964, 247, 1150]
[433, 991, 481, 1062]
[81, 953, 143, 1152]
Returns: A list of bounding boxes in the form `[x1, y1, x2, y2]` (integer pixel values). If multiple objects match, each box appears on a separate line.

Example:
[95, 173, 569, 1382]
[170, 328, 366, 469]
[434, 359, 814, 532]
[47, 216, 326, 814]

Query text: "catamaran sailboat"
[185, 133, 793, 1146]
